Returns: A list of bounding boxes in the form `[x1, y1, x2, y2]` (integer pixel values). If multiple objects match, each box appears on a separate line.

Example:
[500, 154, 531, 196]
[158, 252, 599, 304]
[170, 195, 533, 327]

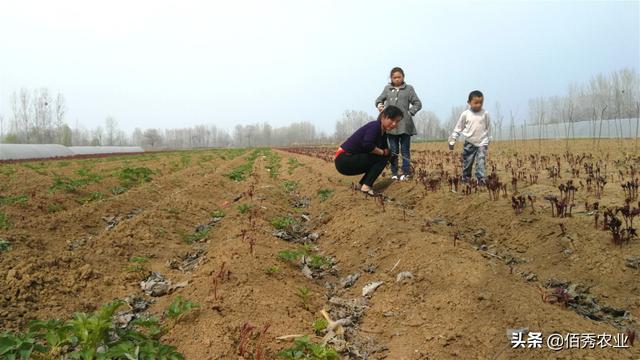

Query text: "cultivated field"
[0, 139, 638, 359]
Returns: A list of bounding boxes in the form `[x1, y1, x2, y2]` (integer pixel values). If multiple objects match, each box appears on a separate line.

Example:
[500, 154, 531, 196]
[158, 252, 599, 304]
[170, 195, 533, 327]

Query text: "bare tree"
[55, 93, 66, 144]
[131, 128, 144, 146]
[143, 128, 162, 148]
[19, 89, 31, 143]
[91, 126, 104, 146]
[104, 116, 117, 146]
[597, 104, 608, 148]
[529, 97, 545, 148]
[562, 97, 575, 151]
[413, 110, 442, 139]
[60, 124, 73, 146]
[32, 88, 54, 143]
[445, 105, 467, 134]
[494, 102, 504, 140]
[635, 101, 640, 152]
[509, 110, 517, 145]
[335, 110, 371, 141]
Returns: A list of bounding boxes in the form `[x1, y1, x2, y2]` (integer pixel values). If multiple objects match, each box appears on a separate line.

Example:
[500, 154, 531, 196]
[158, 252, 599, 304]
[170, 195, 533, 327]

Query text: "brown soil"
[0, 140, 638, 359]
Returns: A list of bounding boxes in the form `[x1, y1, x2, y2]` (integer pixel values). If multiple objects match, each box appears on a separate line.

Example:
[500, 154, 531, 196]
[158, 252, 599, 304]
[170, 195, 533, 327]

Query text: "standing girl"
[375, 67, 422, 181]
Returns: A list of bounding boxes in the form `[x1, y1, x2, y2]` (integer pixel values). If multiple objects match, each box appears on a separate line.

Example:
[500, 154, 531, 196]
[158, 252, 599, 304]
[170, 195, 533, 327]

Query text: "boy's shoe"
[391, 175, 399, 180]
[399, 174, 411, 181]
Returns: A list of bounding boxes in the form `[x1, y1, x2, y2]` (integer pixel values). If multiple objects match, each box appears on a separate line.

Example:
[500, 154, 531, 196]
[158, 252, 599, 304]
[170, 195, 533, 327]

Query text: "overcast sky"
[0, 0, 638, 134]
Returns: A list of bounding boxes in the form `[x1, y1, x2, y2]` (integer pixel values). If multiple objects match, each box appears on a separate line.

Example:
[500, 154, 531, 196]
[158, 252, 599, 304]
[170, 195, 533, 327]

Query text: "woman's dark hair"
[381, 105, 403, 120]
[468, 90, 484, 102]
[390, 67, 405, 78]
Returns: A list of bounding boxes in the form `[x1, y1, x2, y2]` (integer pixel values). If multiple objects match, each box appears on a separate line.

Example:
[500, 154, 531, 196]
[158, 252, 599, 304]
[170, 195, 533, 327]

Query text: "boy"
[448, 90, 491, 185]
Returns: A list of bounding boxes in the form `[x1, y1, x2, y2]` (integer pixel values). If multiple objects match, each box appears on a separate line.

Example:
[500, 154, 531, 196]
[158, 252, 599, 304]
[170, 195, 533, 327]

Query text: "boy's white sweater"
[449, 109, 491, 146]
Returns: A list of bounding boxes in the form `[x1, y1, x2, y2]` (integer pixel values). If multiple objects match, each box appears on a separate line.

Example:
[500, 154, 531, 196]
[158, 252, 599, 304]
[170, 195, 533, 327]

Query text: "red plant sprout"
[255, 324, 271, 360]
[237, 322, 256, 356]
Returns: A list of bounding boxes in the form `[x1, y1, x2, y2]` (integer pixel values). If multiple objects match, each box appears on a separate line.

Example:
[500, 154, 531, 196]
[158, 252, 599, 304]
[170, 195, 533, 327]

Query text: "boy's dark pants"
[461, 141, 488, 183]
[388, 134, 411, 175]
[335, 153, 389, 187]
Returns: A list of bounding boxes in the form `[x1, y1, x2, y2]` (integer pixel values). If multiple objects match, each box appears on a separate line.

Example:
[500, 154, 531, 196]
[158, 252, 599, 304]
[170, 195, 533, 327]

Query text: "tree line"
[0, 91, 453, 148]
[0, 68, 637, 148]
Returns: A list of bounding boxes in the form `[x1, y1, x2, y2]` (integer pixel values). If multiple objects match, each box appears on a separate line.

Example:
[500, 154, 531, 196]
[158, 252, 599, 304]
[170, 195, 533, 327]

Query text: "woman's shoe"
[360, 188, 379, 197]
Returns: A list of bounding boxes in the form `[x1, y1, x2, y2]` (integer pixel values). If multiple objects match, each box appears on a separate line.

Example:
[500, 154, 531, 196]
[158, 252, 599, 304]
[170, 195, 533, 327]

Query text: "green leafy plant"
[300, 243, 314, 253]
[199, 154, 214, 163]
[283, 180, 299, 192]
[131, 256, 149, 263]
[27, 319, 73, 357]
[265, 150, 281, 178]
[169, 161, 181, 172]
[50, 168, 102, 193]
[226, 163, 253, 181]
[0, 300, 186, 359]
[312, 318, 328, 335]
[0, 212, 9, 230]
[210, 209, 225, 218]
[296, 287, 311, 310]
[306, 255, 332, 270]
[0, 166, 17, 177]
[218, 148, 246, 161]
[287, 158, 304, 175]
[180, 155, 191, 168]
[237, 204, 253, 214]
[0, 195, 28, 206]
[89, 191, 104, 201]
[75, 168, 102, 184]
[47, 202, 64, 213]
[226, 149, 262, 181]
[317, 189, 334, 202]
[264, 266, 280, 275]
[271, 215, 295, 230]
[126, 256, 149, 272]
[0, 330, 46, 360]
[49, 174, 80, 193]
[277, 335, 338, 359]
[0, 238, 12, 252]
[120, 167, 153, 188]
[21, 163, 48, 175]
[277, 249, 305, 263]
[110, 186, 127, 195]
[128, 316, 163, 339]
[183, 227, 210, 244]
[76, 191, 104, 205]
[68, 300, 125, 359]
[165, 296, 200, 323]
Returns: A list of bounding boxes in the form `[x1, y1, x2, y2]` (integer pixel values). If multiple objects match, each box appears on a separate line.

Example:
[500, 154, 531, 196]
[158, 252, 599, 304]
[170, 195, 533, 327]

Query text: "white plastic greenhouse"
[0, 144, 74, 160]
[0, 144, 145, 161]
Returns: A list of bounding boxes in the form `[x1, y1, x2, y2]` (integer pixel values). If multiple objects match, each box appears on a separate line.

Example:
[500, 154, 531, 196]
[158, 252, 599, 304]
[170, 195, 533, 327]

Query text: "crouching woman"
[334, 105, 403, 196]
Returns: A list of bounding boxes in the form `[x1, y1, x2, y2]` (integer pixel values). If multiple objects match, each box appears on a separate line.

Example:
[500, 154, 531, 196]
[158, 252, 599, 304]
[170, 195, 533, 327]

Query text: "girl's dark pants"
[335, 152, 389, 187]
[388, 134, 411, 175]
